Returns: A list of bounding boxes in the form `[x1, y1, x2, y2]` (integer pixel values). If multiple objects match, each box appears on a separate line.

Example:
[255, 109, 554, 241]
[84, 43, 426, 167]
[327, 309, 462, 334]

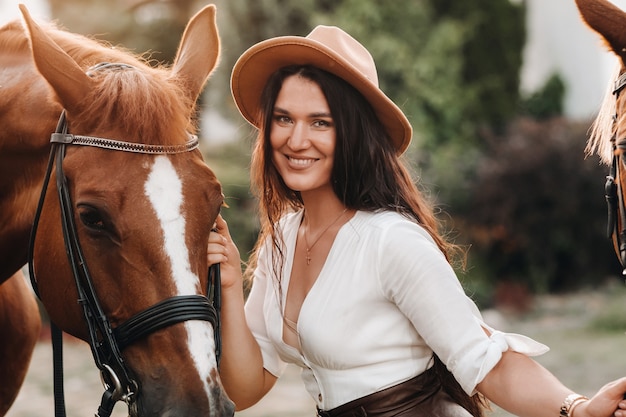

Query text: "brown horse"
[576, 0, 626, 273]
[0, 270, 40, 416]
[0, 4, 234, 416]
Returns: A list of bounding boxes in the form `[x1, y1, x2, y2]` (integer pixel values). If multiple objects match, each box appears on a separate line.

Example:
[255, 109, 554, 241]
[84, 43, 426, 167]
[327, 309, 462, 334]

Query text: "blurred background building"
[520, 0, 626, 120]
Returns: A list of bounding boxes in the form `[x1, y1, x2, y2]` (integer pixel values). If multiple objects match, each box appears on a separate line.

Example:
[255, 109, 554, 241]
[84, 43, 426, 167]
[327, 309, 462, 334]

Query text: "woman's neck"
[300, 190, 347, 230]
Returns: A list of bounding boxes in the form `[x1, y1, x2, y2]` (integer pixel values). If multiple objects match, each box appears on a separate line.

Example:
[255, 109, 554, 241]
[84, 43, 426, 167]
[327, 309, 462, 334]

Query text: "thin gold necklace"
[303, 208, 348, 265]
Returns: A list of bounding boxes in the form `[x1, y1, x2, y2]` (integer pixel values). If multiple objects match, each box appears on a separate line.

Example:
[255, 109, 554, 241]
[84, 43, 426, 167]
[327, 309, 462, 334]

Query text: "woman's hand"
[207, 215, 273, 408]
[575, 377, 626, 417]
[207, 214, 242, 290]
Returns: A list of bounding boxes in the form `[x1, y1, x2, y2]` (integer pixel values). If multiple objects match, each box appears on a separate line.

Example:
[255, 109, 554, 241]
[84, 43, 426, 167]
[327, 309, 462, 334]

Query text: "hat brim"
[230, 36, 412, 154]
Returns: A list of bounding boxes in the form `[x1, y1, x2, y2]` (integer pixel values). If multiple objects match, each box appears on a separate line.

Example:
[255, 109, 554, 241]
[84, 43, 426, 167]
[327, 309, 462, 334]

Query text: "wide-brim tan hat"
[230, 25, 413, 154]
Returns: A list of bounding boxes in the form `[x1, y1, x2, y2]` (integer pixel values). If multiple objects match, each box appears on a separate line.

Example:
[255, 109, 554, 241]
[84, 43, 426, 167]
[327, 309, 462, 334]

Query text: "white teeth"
[288, 156, 315, 166]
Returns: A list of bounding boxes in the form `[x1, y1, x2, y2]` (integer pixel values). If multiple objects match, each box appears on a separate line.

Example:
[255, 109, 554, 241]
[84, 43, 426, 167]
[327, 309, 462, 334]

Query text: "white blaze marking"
[144, 156, 218, 396]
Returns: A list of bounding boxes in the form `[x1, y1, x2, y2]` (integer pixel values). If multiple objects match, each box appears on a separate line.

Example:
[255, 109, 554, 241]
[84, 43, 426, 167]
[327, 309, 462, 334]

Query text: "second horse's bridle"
[27, 107, 222, 417]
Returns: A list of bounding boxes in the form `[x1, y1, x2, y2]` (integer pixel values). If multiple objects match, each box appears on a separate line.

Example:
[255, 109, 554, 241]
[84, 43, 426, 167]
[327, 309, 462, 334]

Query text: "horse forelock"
[0, 20, 30, 53]
[75, 67, 195, 145]
[8, 17, 195, 146]
[587, 63, 621, 165]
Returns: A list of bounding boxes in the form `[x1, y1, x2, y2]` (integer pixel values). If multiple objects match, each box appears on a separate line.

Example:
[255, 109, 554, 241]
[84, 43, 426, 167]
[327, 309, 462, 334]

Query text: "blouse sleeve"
[378, 219, 549, 395]
[244, 242, 289, 378]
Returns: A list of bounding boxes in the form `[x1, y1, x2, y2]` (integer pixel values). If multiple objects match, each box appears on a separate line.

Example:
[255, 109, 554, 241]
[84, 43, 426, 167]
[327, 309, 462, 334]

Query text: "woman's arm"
[208, 215, 277, 410]
[477, 350, 626, 417]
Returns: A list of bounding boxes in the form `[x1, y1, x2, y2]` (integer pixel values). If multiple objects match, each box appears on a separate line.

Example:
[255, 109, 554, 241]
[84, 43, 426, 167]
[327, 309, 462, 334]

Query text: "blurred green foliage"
[46, 0, 622, 300]
[520, 74, 566, 120]
[454, 118, 620, 303]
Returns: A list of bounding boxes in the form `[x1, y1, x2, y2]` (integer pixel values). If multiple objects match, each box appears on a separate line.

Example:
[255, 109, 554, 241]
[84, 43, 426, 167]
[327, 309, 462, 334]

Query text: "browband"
[50, 132, 199, 154]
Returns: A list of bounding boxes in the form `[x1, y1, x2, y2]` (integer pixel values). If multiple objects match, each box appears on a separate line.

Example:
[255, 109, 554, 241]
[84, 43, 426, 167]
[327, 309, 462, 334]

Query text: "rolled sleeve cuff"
[454, 329, 549, 395]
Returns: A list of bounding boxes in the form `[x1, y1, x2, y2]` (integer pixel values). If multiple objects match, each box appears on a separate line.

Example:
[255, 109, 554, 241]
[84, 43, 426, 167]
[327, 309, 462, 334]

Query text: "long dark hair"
[245, 65, 486, 416]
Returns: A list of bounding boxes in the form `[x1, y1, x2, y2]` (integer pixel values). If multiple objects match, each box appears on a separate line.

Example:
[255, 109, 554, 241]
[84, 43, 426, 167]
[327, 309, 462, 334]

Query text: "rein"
[605, 72, 626, 274]
[27, 109, 222, 417]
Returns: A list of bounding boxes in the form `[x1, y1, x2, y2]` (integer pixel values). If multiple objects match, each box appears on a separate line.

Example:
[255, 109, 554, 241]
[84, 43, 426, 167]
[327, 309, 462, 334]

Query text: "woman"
[208, 25, 626, 416]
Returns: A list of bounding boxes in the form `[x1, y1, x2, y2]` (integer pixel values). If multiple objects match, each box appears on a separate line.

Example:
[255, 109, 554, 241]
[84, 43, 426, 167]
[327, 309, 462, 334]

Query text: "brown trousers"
[316, 368, 472, 417]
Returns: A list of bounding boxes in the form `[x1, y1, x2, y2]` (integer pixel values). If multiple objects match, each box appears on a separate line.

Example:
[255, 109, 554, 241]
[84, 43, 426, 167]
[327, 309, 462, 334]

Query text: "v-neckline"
[280, 210, 356, 352]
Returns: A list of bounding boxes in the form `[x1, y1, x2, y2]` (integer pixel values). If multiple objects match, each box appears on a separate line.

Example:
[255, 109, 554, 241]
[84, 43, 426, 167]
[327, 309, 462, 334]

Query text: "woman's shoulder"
[355, 210, 421, 230]
[278, 209, 409, 229]
[353, 210, 436, 245]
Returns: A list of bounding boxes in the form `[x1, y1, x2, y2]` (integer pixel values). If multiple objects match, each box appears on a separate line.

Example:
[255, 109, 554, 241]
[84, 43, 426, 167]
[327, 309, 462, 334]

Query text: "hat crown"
[230, 24, 413, 153]
[307, 25, 379, 87]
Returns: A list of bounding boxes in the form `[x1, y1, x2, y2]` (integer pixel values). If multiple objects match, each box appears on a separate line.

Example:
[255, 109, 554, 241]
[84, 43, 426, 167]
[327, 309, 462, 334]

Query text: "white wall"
[521, 0, 626, 120]
[0, 0, 50, 25]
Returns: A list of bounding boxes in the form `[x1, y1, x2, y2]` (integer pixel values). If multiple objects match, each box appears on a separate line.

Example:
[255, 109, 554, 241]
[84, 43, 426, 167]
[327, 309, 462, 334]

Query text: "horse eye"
[78, 205, 106, 231]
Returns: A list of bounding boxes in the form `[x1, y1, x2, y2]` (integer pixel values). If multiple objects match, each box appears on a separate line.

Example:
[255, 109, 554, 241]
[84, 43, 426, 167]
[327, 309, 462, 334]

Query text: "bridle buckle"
[100, 364, 136, 403]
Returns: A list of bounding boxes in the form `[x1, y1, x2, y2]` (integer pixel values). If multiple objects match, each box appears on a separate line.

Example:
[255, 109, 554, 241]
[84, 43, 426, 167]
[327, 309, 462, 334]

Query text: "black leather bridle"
[605, 72, 626, 275]
[27, 108, 222, 417]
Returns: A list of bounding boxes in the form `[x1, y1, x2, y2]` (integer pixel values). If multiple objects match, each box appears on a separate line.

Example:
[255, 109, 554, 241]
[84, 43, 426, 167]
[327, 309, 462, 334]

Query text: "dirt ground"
[7, 287, 626, 417]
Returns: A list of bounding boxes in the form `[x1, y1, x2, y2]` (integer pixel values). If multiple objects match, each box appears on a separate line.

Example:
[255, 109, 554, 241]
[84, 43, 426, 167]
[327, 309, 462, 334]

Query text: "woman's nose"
[287, 123, 310, 150]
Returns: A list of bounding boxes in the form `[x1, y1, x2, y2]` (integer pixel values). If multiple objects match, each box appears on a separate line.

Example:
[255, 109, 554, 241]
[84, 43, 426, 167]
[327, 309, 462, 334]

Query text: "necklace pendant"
[302, 208, 348, 267]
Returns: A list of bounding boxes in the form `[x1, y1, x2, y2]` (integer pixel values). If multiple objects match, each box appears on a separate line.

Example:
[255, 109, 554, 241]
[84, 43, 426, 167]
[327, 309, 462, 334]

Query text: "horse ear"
[170, 5, 220, 104]
[576, 0, 626, 64]
[19, 4, 93, 112]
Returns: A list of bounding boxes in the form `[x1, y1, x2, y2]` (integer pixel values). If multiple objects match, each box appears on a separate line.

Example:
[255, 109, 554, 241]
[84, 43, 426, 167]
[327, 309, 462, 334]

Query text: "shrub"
[453, 117, 621, 302]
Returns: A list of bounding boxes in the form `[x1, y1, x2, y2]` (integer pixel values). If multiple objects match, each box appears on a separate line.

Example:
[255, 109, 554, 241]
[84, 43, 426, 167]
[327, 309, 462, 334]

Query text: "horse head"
[20, 5, 234, 416]
[576, 0, 626, 273]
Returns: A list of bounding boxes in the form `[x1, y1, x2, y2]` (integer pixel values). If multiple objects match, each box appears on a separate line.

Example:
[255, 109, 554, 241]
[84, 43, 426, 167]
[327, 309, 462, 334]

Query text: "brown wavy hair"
[244, 65, 487, 416]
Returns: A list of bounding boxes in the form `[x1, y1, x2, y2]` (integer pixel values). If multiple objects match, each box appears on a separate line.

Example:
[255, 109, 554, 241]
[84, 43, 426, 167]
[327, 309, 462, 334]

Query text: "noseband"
[27, 106, 222, 417]
[605, 72, 626, 274]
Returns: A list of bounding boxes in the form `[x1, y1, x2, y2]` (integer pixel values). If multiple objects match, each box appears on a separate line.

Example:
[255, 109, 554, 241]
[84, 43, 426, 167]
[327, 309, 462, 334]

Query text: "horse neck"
[0, 25, 61, 281]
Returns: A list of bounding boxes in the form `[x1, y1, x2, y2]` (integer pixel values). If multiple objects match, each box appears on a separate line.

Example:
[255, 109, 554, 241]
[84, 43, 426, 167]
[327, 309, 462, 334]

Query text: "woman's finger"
[208, 230, 227, 244]
[214, 214, 229, 233]
[207, 240, 228, 264]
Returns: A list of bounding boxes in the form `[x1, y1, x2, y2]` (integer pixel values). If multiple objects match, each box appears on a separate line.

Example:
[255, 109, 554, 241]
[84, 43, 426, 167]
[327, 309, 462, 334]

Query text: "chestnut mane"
[0, 18, 195, 146]
[586, 64, 620, 165]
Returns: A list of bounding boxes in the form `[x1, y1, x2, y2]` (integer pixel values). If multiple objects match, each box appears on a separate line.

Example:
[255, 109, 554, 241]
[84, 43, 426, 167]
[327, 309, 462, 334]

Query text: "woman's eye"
[78, 206, 106, 230]
[275, 115, 291, 124]
[313, 120, 331, 128]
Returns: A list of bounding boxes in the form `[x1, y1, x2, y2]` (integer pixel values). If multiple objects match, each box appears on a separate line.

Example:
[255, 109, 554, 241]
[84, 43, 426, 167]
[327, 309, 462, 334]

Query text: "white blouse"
[244, 210, 548, 410]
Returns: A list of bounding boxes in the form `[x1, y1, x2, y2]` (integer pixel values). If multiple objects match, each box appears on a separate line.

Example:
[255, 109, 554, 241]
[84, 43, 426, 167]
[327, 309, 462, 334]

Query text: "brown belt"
[316, 367, 471, 417]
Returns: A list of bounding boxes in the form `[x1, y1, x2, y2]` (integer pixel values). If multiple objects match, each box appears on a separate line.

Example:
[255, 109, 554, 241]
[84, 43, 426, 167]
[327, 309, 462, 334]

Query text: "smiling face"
[269, 75, 336, 194]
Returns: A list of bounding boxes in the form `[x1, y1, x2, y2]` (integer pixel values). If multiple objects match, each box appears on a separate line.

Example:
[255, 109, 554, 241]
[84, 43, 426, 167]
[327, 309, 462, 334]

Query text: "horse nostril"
[222, 398, 235, 417]
[210, 385, 235, 417]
